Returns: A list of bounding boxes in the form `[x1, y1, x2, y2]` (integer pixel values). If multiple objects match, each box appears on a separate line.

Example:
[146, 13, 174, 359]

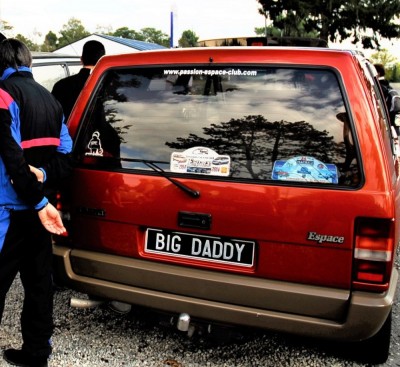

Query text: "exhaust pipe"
[177, 313, 190, 332]
[70, 297, 104, 309]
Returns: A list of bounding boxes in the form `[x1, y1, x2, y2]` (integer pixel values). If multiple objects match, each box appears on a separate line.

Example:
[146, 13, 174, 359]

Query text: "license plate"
[145, 228, 255, 267]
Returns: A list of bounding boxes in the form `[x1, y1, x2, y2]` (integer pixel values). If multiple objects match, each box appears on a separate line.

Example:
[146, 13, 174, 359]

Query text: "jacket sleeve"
[41, 123, 73, 185]
[0, 107, 47, 208]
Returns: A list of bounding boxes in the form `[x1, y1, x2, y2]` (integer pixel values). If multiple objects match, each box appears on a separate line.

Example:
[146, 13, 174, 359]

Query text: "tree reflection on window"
[166, 115, 351, 182]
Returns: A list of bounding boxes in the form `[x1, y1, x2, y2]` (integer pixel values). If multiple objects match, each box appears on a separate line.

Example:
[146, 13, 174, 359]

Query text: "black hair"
[0, 38, 32, 75]
[374, 63, 385, 77]
[81, 40, 105, 66]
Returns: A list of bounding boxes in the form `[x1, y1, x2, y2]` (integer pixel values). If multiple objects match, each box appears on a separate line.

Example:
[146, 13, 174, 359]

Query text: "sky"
[0, 0, 266, 44]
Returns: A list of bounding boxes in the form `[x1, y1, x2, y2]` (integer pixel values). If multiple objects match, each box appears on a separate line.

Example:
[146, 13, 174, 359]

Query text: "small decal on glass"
[171, 147, 230, 176]
[86, 131, 104, 156]
[272, 156, 338, 184]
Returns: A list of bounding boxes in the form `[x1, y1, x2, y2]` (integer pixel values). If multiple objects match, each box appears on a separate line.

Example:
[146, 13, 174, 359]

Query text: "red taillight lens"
[55, 190, 70, 239]
[56, 192, 62, 211]
[353, 218, 394, 292]
[354, 260, 387, 282]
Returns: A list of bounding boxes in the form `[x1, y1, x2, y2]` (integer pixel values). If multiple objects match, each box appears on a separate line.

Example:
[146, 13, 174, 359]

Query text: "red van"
[53, 47, 400, 364]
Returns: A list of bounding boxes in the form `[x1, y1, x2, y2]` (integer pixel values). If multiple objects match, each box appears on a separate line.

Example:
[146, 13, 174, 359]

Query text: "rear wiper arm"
[120, 158, 200, 199]
[144, 161, 200, 198]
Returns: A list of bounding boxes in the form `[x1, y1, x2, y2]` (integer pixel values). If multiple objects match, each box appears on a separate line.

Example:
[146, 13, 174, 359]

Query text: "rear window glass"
[76, 66, 359, 187]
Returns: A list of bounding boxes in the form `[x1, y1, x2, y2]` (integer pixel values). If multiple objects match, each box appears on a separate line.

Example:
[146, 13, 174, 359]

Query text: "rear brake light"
[353, 218, 394, 292]
[56, 192, 62, 211]
[55, 190, 70, 220]
[55, 190, 71, 238]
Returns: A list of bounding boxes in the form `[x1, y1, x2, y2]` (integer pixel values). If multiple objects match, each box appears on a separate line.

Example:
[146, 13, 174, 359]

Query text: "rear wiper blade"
[120, 158, 200, 199]
[144, 161, 200, 198]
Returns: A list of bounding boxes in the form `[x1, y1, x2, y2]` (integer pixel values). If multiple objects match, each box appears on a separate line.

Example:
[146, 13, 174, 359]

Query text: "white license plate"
[145, 228, 255, 267]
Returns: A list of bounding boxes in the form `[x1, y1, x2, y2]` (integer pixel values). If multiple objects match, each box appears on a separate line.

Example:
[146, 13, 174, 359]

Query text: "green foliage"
[370, 49, 400, 81]
[391, 64, 400, 82]
[110, 27, 169, 47]
[255, 24, 318, 38]
[42, 31, 58, 52]
[112, 27, 142, 40]
[139, 27, 170, 47]
[178, 30, 199, 47]
[255, 26, 281, 37]
[57, 18, 90, 48]
[257, 0, 400, 48]
[370, 49, 397, 67]
[15, 34, 39, 51]
[0, 20, 13, 32]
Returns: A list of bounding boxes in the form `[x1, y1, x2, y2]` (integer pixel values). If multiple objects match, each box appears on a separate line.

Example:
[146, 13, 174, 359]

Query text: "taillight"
[353, 218, 394, 292]
[55, 190, 71, 221]
[56, 191, 62, 211]
[55, 190, 71, 239]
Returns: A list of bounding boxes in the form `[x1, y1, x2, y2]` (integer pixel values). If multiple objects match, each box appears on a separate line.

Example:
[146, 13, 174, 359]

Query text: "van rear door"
[64, 62, 386, 321]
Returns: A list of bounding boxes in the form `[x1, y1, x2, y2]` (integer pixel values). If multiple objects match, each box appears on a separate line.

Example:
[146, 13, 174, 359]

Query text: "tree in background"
[371, 49, 397, 67]
[15, 34, 39, 51]
[254, 23, 319, 38]
[57, 18, 90, 48]
[392, 66, 400, 83]
[42, 31, 58, 52]
[257, 0, 400, 49]
[139, 27, 169, 47]
[370, 49, 400, 82]
[254, 25, 282, 38]
[109, 26, 169, 47]
[0, 20, 13, 35]
[256, 8, 319, 39]
[112, 27, 142, 40]
[178, 30, 199, 47]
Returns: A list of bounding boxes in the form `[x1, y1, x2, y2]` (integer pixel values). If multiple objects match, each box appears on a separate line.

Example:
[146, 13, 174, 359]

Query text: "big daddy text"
[154, 232, 247, 262]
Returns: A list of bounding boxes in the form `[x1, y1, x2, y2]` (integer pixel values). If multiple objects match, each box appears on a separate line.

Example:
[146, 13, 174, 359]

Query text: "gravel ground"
[0, 273, 399, 367]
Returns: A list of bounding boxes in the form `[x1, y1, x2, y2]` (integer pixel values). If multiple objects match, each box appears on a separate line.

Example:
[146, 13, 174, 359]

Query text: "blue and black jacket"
[0, 67, 72, 250]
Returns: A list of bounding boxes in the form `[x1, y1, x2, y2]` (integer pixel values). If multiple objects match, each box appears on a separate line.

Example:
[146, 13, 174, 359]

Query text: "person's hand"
[29, 165, 44, 182]
[38, 202, 66, 235]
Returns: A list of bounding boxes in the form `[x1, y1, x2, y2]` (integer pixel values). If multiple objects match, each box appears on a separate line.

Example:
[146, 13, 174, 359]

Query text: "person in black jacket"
[0, 39, 72, 367]
[51, 40, 105, 121]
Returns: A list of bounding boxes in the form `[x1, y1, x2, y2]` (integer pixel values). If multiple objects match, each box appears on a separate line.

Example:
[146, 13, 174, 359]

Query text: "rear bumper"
[53, 245, 397, 342]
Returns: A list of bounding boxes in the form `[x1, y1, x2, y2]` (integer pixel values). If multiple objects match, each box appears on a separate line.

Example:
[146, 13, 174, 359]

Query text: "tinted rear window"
[76, 66, 359, 187]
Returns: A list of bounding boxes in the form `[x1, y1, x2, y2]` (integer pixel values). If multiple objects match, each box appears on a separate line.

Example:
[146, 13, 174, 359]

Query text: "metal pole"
[170, 11, 174, 48]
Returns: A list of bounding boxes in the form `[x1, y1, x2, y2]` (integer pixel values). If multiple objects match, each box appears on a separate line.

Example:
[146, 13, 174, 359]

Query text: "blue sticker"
[272, 156, 338, 184]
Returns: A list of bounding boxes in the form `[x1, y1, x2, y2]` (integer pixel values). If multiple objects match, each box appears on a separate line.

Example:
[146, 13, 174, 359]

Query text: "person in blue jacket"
[0, 39, 72, 367]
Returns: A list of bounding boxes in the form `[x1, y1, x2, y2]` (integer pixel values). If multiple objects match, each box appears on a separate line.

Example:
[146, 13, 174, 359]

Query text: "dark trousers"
[0, 210, 53, 357]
